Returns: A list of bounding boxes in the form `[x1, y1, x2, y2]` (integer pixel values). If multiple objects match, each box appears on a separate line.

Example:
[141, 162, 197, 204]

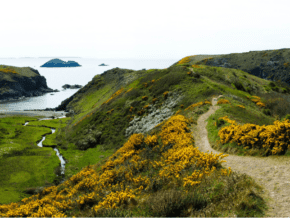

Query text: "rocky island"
[98, 63, 108, 66]
[40, 58, 81, 67]
[0, 65, 58, 102]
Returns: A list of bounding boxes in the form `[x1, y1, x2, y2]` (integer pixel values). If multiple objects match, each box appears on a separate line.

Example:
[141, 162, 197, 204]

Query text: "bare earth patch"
[190, 95, 290, 217]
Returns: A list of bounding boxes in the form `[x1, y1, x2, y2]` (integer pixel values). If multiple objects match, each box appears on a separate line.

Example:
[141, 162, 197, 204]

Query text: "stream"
[23, 116, 67, 185]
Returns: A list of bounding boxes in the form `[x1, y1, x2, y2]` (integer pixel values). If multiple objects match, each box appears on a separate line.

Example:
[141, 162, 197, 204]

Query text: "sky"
[1, 0, 290, 60]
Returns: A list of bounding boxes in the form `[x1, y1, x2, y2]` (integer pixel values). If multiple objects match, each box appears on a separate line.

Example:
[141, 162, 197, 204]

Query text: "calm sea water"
[0, 58, 176, 111]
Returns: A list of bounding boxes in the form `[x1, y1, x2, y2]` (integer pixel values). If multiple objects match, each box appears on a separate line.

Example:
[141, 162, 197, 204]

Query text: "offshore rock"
[40, 58, 81, 67]
[125, 90, 184, 137]
[62, 84, 83, 89]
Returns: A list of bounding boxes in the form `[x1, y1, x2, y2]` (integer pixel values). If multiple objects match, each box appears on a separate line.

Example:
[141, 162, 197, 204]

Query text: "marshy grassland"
[1, 56, 290, 216]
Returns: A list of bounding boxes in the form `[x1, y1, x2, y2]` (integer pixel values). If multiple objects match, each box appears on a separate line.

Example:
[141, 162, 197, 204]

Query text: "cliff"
[40, 58, 81, 67]
[0, 65, 56, 101]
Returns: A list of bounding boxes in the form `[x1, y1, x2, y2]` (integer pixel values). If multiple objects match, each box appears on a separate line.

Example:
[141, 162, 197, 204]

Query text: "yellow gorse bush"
[237, 105, 245, 109]
[217, 99, 230, 105]
[184, 100, 212, 111]
[125, 88, 134, 93]
[0, 110, 231, 217]
[74, 111, 94, 126]
[163, 91, 169, 98]
[102, 87, 124, 106]
[217, 115, 290, 155]
[0, 68, 19, 74]
[106, 109, 114, 114]
[178, 56, 191, 64]
[246, 95, 266, 108]
[192, 64, 203, 69]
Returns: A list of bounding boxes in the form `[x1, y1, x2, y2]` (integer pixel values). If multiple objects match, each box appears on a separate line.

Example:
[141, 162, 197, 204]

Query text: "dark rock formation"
[0, 65, 58, 101]
[62, 84, 83, 89]
[99, 63, 108, 66]
[40, 59, 81, 67]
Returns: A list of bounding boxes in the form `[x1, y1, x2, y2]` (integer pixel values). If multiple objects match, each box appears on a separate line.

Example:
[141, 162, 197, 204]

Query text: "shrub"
[269, 81, 276, 87]
[142, 189, 207, 217]
[75, 130, 102, 150]
[216, 118, 226, 128]
[192, 71, 201, 78]
[282, 114, 290, 122]
[232, 77, 246, 92]
[262, 108, 272, 116]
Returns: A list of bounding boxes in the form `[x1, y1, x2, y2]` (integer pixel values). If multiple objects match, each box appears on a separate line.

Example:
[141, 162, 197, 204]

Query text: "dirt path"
[190, 95, 290, 217]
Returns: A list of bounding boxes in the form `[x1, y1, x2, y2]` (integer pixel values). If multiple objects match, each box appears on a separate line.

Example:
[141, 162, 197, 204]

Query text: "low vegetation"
[1, 54, 290, 216]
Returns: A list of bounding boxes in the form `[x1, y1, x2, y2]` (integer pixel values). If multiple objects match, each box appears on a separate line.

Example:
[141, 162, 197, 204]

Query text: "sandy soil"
[190, 95, 290, 217]
[0, 110, 67, 119]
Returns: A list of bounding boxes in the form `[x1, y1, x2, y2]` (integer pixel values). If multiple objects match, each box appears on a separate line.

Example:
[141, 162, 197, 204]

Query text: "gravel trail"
[190, 95, 290, 217]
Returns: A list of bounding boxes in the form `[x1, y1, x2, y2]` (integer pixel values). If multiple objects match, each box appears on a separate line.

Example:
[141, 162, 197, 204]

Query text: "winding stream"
[23, 116, 67, 185]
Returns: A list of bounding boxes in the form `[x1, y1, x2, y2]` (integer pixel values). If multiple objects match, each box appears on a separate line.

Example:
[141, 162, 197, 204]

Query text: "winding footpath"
[191, 95, 290, 217]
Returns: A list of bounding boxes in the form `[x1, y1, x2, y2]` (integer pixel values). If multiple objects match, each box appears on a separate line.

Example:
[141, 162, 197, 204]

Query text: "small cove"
[23, 116, 67, 185]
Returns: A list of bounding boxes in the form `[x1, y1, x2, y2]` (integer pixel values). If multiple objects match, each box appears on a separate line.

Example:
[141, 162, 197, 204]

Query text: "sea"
[0, 58, 176, 111]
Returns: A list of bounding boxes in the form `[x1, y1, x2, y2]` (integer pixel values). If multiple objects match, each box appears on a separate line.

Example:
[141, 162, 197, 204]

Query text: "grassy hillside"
[184, 48, 290, 89]
[1, 52, 290, 216]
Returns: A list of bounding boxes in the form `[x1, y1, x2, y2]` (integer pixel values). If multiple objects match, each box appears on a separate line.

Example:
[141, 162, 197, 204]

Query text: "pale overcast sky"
[1, 0, 290, 59]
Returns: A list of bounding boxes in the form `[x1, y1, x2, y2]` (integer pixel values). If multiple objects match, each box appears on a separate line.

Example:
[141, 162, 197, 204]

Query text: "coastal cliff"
[0, 65, 57, 101]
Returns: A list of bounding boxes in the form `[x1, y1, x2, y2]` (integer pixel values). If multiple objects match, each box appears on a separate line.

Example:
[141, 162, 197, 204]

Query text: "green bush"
[262, 108, 272, 116]
[282, 114, 290, 122]
[216, 118, 226, 128]
[75, 130, 102, 150]
[232, 78, 246, 92]
[192, 72, 201, 78]
[271, 86, 279, 92]
[142, 189, 208, 217]
[269, 81, 276, 87]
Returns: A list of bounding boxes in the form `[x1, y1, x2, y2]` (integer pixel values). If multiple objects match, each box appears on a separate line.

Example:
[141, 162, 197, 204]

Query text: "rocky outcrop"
[0, 65, 58, 101]
[62, 84, 83, 89]
[40, 59, 81, 67]
[125, 90, 184, 137]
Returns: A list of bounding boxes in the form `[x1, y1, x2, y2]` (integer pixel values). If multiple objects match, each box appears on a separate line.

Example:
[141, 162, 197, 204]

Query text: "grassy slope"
[189, 48, 290, 88]
[1, 52, 290, 216]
